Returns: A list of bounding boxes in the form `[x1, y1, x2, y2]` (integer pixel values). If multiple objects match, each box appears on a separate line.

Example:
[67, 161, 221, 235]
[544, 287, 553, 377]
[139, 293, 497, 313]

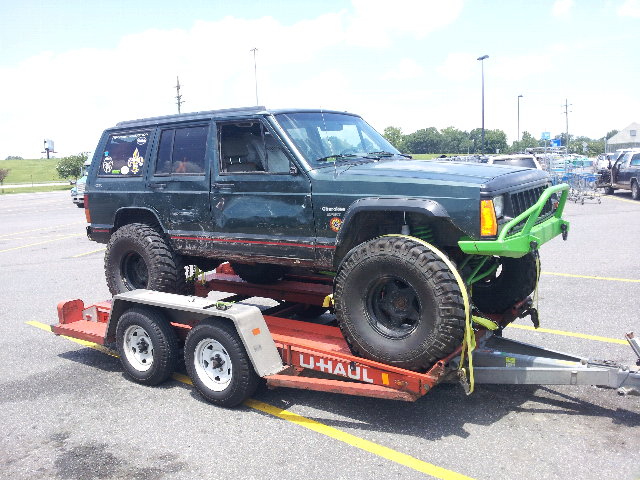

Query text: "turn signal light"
[84, 194, 91, 223]
[480, 200, 497, 236]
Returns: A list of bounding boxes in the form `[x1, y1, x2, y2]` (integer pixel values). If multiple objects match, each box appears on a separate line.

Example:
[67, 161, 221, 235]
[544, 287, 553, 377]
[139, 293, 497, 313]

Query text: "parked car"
[603, 148, 640, 199]
[483, 154, 542, 170]
[71, 158, 92, 207]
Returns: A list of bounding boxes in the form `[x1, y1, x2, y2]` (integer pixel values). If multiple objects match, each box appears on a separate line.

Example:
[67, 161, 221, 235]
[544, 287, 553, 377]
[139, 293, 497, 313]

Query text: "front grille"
[509, 185, 553, 231]
[77, 182, 86, 194]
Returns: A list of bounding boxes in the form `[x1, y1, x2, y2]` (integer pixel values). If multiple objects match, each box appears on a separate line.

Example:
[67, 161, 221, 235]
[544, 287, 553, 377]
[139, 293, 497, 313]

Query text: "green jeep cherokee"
[85, 106, 569, 371]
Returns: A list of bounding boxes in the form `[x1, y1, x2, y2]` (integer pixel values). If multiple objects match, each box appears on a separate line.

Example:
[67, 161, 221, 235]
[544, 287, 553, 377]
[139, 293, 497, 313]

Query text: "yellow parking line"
[29, 320, 474, 480]
[541, 272, 640, 283]
[245, 399, 474, 479]
[603, 195, 640, 204]
[73, 247, 105, 258]
[0, 233, 84, 253]
[0, 222, 85, 238]
[507, 323, 628, 345]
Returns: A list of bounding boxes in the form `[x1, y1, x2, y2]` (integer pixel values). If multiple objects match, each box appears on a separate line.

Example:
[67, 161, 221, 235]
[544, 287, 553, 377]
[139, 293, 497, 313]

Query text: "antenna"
[250, 48, 259, 106]
[175, 76, 185, 114]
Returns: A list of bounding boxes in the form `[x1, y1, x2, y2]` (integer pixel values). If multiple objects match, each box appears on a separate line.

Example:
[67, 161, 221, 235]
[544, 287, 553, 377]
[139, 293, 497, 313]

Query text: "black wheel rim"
[365, 276, 421, 339]
[121, 251, 149, 290]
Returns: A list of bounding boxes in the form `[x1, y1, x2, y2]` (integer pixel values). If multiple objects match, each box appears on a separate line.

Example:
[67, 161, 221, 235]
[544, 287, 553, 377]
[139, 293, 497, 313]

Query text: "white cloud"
[0, 14, 345, 159]
[437, 53, 477, 80]
[553, 0, 575, 16]
[489, 53, 554, 81]
[381, 58, 423, 81]
[346, 0, 463, 47]
[618, 0, 640, 16]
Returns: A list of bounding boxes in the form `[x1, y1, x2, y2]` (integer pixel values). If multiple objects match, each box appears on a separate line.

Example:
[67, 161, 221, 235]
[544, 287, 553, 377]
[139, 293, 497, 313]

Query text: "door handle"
[148, 183, 167, 189]
[213, 183, 234, 190]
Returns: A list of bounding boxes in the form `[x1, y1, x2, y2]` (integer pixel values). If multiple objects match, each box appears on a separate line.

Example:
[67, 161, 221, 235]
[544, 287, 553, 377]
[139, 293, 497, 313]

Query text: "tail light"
[84, 194, 91, 223]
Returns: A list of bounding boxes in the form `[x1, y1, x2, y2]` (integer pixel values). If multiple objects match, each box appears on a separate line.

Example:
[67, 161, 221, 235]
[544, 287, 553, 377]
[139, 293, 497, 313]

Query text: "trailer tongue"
[53, 271, 640, 407]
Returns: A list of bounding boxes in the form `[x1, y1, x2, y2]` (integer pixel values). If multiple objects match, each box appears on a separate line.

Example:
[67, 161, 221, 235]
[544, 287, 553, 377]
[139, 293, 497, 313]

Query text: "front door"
[210, 118, 316, 262]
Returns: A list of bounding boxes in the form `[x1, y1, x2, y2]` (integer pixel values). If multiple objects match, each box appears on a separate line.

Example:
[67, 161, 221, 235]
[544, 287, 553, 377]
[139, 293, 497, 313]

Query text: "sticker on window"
[99, 131, 151, 176]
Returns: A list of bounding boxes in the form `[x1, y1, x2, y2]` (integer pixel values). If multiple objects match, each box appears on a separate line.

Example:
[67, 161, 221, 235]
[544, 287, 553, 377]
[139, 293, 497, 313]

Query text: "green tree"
[383, 126, 405, 151]
[606, 129, 619, 140]
[403, 127, 442, 154]
[484, 129, 508, 154]
[4, 156, 23, 160]
[0, 167, 10, 185]
[440, 127, 472, 154]
[56, 152, 89, 181]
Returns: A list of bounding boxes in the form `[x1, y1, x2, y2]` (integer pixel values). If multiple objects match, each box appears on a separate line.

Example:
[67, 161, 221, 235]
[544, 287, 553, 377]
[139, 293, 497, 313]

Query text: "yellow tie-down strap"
[385, 235, 496, 394]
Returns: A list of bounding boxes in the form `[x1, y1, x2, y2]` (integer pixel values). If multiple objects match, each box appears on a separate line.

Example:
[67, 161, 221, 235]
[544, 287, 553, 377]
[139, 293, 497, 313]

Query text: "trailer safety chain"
[386, 235, 491, 395]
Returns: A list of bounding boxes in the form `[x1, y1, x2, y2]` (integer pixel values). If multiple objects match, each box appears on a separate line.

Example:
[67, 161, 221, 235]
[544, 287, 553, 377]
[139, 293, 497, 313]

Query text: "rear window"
[99, 131, 152, 176]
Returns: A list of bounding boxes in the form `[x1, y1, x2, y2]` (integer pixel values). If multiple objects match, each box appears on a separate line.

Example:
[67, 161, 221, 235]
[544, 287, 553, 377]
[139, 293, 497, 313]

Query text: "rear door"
[210, 118, 316, 261]
[145, 122, 213, 235]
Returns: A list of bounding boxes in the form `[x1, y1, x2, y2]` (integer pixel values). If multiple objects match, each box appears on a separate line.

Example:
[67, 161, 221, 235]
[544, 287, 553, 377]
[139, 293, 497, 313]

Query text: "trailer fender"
[106, 290, 285, 377]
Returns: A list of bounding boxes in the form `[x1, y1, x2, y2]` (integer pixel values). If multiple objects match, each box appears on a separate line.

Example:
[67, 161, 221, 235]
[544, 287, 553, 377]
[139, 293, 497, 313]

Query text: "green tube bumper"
[458, 184, 570, 258]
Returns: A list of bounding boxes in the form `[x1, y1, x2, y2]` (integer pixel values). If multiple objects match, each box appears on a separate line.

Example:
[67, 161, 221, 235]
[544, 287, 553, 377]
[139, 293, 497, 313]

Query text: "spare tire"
[105, 223, 186, 296]
[334, 237, 466, 372]
[471, 253, 539, 314]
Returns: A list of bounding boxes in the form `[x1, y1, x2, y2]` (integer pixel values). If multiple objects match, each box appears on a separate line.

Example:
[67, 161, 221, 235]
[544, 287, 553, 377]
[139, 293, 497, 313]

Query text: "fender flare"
[335, 197, 450, 248]
[112, 206, 167, 232]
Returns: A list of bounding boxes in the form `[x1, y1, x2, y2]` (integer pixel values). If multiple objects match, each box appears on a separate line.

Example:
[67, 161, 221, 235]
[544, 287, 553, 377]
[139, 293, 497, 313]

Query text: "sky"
[1, 0, 639, 159]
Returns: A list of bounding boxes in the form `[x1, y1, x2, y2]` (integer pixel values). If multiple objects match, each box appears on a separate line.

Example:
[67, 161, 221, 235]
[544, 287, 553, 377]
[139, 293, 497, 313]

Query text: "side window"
[99, 131, 152, 176]
[265, 131, 291, 173]
[630, 154, 640, 166]
[154, 125, 208, 175]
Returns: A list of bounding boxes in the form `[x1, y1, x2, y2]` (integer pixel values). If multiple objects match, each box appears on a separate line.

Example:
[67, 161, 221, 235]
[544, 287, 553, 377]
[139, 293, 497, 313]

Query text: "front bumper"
[458, 184, 570, 258]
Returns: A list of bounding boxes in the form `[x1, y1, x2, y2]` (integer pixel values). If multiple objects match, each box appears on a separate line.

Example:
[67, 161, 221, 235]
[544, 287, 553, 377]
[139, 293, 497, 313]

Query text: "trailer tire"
[116, 307, 179, 386]
[105, 223, 186, 296]
[334, 237, 466, 372]
[184, 320, 260, 407]
[471, 253, 539, 314]
[229, 263, 288, 284]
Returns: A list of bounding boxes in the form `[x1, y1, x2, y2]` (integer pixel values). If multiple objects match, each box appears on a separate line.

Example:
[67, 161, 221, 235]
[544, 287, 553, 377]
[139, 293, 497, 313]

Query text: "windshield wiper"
[368, 151, 412, 159]
[315, 154, 358, 162]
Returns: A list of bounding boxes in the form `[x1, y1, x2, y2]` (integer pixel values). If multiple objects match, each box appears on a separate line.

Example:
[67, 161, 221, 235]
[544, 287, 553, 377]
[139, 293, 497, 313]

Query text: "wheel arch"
[112, 207, 165, 234]
[333, 198, 454, 268]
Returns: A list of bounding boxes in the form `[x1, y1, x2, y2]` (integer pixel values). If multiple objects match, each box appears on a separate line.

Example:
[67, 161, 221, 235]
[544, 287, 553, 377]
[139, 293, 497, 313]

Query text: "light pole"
[477, 55, 489, 155]
[250, 48, 259, 106]
[517, 94, 523, 151]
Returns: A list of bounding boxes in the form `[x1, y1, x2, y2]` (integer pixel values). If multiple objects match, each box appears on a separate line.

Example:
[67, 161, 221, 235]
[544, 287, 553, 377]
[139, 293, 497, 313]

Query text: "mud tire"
[105, 223, 186, 296]
[334, 237, 466, 372]
[471, 253, 539, 314]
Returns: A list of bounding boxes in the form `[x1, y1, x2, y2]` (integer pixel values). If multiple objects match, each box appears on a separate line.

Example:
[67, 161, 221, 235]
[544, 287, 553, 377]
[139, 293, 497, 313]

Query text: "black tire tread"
[104, 223, 186, 296]
[115, 307, 179, 386]
[334, 237, 466, 372]
[184, 320, 260, 407]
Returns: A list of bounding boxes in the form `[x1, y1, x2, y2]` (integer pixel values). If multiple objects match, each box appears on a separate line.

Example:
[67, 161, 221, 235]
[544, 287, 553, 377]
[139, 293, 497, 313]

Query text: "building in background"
[606, 122, 640, 152]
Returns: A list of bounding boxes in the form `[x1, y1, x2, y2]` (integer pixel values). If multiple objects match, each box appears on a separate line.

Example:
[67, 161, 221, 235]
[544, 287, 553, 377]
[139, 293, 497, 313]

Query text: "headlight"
[492, 195, 504, 219]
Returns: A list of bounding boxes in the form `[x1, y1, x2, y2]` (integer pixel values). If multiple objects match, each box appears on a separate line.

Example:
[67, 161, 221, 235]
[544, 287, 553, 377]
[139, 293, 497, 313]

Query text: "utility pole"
[562, 99, 572, 172]
[477, 55, 489, 155]
[175, 76, 184, 114]
[250, 48, 259, 106]
[517, 95, 523, 151]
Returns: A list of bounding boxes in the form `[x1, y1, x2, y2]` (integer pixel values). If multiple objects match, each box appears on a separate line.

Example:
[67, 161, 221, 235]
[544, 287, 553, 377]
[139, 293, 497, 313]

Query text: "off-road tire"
[184, 320, 260, 407]
[229, 263, 288, 284]
[334, 237, 466, 372]
[632, 180, 639, 200]
[116, 307, 179, 386]
[471, 253, 539, 314]
[105, 223, 186, 296]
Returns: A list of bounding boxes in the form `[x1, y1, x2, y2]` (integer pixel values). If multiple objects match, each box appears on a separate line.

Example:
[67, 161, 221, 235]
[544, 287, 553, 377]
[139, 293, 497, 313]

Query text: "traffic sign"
[541, 132, 551, 140]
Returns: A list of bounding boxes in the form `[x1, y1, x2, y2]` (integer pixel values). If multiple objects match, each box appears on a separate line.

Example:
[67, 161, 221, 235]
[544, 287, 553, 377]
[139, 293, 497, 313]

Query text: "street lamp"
[517, 94, 523, 152]
[477, 55, 489, 155]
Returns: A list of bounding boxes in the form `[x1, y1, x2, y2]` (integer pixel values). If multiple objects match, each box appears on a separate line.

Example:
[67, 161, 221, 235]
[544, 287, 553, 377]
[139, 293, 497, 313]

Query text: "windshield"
[274, 112, 400, 167]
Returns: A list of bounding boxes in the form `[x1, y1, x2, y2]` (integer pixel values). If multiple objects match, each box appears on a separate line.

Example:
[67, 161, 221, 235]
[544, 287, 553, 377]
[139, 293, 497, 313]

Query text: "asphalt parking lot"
[0, 190, 638, 480]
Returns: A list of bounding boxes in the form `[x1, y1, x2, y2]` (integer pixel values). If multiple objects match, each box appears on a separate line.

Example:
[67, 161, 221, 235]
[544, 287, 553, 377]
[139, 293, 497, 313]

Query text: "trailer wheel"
[116, 307, 178, 386]
[184, 320, 259, 407]
[105, 223, 186, 296]
[334, 237, 466, 372]
[229, 263, 288, 284]
[471, 253, 539, 314]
